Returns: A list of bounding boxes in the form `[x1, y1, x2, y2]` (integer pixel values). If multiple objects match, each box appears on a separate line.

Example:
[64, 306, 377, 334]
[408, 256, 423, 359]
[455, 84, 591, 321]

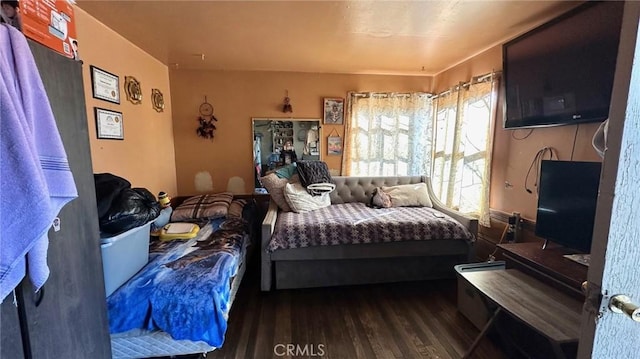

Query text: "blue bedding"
[106, 217, 249, 347]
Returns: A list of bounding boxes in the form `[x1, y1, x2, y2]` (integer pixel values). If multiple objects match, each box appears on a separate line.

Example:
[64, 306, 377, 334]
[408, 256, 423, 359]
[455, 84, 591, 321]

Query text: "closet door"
[1, 299, 25, 359]
[17, 41, 111, 359]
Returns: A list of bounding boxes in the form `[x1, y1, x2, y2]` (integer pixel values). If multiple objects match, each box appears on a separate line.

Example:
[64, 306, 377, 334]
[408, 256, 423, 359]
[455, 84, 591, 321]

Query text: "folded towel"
[0, 24, 77, 301]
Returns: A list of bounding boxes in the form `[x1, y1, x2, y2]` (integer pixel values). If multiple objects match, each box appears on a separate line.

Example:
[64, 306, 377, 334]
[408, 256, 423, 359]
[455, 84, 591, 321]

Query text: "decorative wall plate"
[124, 76, 142, 104]
[199, 102, 213, 116]
[151, 89, 165, 112]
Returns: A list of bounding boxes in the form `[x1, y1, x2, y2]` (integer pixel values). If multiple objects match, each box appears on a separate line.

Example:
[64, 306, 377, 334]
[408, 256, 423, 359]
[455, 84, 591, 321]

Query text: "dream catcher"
[196, 96, 217, 140]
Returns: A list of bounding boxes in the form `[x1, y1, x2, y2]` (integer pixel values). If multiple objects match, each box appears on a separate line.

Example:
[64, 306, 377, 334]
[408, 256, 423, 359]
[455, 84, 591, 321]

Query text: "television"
[503, 1, 624, 129]
[535, 160, 602, 253]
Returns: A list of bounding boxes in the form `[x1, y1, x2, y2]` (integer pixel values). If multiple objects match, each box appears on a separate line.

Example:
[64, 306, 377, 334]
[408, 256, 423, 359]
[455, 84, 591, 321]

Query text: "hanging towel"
[0, 24, 78, 301]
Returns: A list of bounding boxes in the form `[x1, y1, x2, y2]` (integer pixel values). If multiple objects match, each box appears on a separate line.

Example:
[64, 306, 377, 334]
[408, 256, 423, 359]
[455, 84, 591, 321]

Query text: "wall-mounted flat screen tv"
[503, 1, 624, 129]
[535, 160, 602, 253]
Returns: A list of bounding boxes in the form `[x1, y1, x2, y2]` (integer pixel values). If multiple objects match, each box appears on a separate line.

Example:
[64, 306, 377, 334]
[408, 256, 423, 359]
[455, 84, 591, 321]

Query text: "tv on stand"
[535, 160, 602, 255]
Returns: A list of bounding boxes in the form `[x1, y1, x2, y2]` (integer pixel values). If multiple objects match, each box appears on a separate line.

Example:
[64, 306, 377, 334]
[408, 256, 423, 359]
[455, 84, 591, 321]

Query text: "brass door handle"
[609, 295, 640, 322]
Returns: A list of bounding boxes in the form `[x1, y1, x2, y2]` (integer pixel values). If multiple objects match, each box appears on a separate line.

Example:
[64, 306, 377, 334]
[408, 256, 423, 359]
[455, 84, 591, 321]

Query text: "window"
[343, 76, 498, 227]
[432, 78, 498, 226]
[343, 92, 433, 177]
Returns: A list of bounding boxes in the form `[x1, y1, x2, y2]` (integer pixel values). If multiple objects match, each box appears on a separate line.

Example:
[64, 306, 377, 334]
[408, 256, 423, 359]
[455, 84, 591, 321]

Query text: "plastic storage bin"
[100, 222, 151, 297]
[455, 261, 505, 329]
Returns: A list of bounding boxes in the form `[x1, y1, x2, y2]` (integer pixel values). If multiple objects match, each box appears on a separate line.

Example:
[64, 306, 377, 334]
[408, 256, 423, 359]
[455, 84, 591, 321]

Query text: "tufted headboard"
[329, 176, 428, 204]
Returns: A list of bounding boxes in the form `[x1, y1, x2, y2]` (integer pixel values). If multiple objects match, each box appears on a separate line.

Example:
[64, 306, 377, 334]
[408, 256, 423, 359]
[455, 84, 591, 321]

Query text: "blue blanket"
[107, 217, 249, 347]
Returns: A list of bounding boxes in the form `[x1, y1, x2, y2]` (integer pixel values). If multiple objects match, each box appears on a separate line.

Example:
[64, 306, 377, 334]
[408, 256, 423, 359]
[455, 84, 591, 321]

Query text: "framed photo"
[94, 107, 124, 140]
[91, 65, 120, 104]
[323, 98, 344, 125]
[327, 136, 343, 155]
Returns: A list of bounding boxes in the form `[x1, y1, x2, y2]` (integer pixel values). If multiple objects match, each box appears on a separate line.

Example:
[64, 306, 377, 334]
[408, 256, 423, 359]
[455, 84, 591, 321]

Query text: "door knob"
[609, 295, 640, 322]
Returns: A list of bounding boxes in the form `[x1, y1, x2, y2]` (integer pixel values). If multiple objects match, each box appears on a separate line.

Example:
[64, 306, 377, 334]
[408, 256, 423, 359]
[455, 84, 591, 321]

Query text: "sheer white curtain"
[431, 75, 499, 227]
[342, 92, 433, 176]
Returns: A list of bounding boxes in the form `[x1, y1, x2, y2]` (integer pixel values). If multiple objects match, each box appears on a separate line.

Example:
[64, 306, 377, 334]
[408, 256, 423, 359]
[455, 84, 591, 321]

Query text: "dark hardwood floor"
[206, 261, 506, 359]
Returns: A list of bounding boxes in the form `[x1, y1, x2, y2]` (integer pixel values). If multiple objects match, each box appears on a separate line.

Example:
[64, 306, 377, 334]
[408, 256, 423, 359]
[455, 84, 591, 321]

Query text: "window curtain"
[431, 74, 499, 227]
[342, 92, 433, 176]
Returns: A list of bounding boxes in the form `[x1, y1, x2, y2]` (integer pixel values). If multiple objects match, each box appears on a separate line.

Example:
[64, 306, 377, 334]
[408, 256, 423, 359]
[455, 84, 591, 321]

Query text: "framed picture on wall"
[323, 98, 344, 125]
[90, 65, 120, 104]
[327, 136, 343, 155]
[94, 107, 124, 140]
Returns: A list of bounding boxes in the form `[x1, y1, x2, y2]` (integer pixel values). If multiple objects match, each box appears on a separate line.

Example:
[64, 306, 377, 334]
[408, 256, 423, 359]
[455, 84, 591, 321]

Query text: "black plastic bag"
[100, 188, 161, 235]
[94, 173, 131, 219]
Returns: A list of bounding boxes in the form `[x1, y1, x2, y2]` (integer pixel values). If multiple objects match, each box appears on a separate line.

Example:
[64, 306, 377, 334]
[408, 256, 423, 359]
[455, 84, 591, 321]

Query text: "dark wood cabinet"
[497, 242, 588, 299]
[0, 41, 111, 359]
[1, 299, 25, 359]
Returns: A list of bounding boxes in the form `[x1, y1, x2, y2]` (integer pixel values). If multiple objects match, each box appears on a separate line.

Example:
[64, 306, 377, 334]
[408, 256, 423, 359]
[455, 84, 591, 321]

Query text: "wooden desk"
[460, 269, 583, 359]
[498, 243, 588, 299]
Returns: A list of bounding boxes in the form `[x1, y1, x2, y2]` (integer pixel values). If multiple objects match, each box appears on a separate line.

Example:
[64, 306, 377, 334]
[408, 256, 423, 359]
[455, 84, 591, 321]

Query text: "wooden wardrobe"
[0, 41, 111, 358]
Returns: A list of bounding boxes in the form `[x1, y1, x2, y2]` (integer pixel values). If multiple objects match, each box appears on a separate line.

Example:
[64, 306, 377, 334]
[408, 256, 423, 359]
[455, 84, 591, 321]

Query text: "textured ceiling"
[77, 0, 581, 76]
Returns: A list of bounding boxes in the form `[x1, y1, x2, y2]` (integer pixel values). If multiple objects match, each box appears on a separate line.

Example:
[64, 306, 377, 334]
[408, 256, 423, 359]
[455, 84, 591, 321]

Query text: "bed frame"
[261, 176, 477, 291]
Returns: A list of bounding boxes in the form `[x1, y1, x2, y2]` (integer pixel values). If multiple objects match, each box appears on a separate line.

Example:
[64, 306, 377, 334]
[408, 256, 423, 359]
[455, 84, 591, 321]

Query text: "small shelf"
[272, 121, 295, 153]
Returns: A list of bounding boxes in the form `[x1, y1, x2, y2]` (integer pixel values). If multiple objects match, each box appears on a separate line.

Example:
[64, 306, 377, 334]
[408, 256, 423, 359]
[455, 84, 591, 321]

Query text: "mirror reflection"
[252, 118, 321, 190]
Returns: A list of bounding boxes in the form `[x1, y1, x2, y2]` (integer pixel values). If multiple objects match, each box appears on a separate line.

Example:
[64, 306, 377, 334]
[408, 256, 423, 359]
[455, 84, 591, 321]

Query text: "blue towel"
[0, 24, 78, 301]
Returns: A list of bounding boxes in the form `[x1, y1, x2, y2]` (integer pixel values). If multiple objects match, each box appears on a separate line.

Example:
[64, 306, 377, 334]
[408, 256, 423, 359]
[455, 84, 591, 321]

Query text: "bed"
[261, 176, 477, 290]
[106, 197, 255, 359]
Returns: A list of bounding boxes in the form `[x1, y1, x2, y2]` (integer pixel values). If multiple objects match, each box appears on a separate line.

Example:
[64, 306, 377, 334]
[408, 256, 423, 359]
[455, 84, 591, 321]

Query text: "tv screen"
[535, 160, 601, 253]
[503, 1, 624, 129]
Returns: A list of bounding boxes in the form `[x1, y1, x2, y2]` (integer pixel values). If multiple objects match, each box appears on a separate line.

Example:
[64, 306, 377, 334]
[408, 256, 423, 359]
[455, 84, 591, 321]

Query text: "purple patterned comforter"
[268, 202, 474, 252]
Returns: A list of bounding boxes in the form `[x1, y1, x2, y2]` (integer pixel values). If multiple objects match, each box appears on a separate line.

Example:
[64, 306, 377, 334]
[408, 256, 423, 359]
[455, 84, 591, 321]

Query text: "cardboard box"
[1, 0, 78, 59]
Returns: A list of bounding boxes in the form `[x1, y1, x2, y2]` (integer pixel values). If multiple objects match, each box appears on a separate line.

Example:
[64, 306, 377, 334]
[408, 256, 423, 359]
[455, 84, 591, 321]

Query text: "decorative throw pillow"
[227, 199, 247, 218]
[295, 160, 332, 187]
[170, 192, 234, 221]
[381, 183, 433, 207]
[260, 173, 298, 212]
[283, 182, 331, 213]
[369, 187, 392, 208]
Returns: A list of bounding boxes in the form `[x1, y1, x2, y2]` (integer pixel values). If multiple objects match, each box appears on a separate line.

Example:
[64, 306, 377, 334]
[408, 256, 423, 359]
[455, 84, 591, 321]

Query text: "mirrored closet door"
[252, 118, 322, 190]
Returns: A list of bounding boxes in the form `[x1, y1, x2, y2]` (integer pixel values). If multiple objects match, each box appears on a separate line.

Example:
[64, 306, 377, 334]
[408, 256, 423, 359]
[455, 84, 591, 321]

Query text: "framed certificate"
[90, 65, 120, 104]
[94, 107, 124, 140]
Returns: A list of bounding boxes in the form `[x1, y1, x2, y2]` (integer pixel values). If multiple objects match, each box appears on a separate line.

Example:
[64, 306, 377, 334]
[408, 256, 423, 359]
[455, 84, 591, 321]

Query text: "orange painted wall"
[74, 7, 177, 196]
[169, 70, 431, 195]
[434, 45, 602, 220]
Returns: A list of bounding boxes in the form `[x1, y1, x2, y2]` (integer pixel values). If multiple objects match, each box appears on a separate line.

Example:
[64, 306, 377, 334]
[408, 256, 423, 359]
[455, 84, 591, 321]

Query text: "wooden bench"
[459, 269, 583, 359]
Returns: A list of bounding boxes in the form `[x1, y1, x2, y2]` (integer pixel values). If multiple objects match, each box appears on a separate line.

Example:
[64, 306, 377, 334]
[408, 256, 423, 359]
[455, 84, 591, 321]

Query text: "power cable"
[525, 147, 557, 194]
[570, 124, 580, 160]
[511, 128, 534, 140]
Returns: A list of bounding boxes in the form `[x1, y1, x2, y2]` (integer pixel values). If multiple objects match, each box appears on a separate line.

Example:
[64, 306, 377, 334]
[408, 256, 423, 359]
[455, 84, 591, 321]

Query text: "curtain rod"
[350, 91, 433, 99]
[434, 70, 502, 99]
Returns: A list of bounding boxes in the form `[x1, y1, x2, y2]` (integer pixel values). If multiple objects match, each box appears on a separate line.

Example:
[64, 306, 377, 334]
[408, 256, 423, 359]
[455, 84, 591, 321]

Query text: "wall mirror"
[252, 118, 322, 190]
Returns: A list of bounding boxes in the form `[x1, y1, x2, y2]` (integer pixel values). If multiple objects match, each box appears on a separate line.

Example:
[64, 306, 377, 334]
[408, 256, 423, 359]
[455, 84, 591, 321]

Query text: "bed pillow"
[381, 182, 433, 207]
[228, 199, 247, 218]
[283, 182, 331, 213]
[369, 187, 392, 208]
[170, 192, 234, 221]
[295, 160, 332, 187]
[260, 173, 297, 212]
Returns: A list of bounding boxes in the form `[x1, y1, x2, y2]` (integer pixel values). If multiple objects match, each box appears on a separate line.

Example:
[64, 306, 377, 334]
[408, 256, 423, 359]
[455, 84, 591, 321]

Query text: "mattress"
[269, 202, 474, 251]
[110, 251, 248, 358]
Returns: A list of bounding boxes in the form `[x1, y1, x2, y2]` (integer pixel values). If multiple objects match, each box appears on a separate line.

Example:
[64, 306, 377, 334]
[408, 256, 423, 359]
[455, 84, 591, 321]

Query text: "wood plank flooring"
[206, 262, 506, 359]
